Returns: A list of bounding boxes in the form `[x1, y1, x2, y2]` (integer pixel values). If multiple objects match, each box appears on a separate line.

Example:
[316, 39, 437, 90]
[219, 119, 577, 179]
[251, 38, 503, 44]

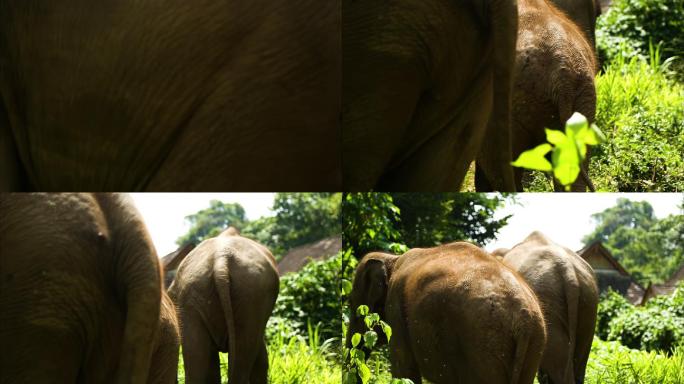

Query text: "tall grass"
[177, 323, 340, 384]
[357, 338, 684, 384]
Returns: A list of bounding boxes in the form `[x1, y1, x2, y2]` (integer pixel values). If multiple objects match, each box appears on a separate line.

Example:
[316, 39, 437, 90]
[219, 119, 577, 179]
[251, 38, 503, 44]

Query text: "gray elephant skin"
[348, 242, 547, 384]
[501, 231, 599, 384]
[476, 0, 597, 192]
[342, 0, 518, 191]
[549, 0, 601, 47]
[169, 227, 279, 384]
[0, 0, 340, 191]
[0, 193, 179, 384]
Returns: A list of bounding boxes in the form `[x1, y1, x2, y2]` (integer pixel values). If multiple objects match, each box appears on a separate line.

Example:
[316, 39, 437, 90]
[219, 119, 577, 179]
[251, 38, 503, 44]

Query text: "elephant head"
[346, 252, 399, 350]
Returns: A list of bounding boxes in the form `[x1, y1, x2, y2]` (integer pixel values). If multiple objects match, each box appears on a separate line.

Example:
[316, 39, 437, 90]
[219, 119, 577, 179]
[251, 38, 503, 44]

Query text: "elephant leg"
[181, 314, 221, 384]
[387, 326, 421, 384]
[249, 340, 269, 384]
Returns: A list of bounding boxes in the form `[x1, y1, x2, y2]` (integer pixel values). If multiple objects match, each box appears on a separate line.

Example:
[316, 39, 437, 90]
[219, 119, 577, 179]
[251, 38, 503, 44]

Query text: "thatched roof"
[641, 264, 684, 304]
[277, 235, 341, 275]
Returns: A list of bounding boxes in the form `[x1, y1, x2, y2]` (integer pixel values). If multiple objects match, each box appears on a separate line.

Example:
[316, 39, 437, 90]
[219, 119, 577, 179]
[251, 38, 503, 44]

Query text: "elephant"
[476, 0, 597, 192]
[0, 0, 340, 192]
[0, 193, 179, 383]
[549, 0, 601, 47]
[347, 242, 547, 384]
[342, 0, 518, 191]
[169, 227, 279, 384]
[500, 231, 599, 384]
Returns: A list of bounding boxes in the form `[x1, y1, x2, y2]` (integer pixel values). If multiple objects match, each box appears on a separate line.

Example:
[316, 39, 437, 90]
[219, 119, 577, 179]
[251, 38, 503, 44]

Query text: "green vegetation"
[177, 325, 340, 384]
[342, 193, 510, 257]
[268, 253, 343, 341]
[512, 112, 605, 189]
[582, 198, 684, 285]
[596, 286, 684, 354]
[176, 193, 341, 259]
[596, 0, 684, 68]
[590, 48, 684, 191]
[343, 305, 394, 384]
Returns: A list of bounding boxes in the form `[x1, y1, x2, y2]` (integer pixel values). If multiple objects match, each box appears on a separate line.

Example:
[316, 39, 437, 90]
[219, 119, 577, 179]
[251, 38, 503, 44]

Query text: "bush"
[596, 0, 684, 67]
[596, 289, 631, 340]
[590, 49, 684, 191]
[267, 252, 344, 342]
[598, 284, 684, 354]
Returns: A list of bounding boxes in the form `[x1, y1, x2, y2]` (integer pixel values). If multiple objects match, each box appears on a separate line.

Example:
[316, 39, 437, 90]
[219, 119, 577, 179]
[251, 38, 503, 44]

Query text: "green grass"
[354, 338, 684, 384]
[176, 331, 340, 384]
[524, 46, 684, 192]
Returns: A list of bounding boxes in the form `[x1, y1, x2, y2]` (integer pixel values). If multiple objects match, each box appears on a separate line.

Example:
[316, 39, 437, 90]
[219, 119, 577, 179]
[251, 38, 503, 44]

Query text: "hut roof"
[277, 235, 341, 275]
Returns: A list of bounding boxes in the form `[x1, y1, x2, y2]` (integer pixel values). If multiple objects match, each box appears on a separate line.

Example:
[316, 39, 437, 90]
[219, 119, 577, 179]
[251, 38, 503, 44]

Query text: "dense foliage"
[590, 49, 684, 191]
[176, 193, 341, 259]
[596, 286, 684, 354]
[596, 0, 684, 68]
[268, 252, 344, 341]
[342, 193, 510, 258]
[582, 198, 684, 284]
[176, 201, 247, 246]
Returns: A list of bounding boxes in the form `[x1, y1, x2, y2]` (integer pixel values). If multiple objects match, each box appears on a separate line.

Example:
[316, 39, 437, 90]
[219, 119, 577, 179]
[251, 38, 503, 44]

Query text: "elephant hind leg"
[180, 313, 221, 384]
[249, 340, 269, 384]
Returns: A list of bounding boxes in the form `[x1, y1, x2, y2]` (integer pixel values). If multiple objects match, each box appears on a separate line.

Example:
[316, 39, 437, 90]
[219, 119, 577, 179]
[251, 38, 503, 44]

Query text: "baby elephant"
[348, 242, 547, 384]
[169, 227, 279, 384]
[501, 232, 599, 384]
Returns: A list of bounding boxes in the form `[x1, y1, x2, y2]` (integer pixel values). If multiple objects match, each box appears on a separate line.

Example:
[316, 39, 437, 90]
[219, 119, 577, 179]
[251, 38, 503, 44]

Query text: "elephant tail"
[214, 253, 237, 384]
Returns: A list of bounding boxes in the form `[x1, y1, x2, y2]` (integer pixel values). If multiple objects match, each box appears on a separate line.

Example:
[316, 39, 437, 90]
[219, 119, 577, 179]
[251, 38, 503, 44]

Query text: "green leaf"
[551, 144, 581, 187]
[351, 348, 366, 361]
[343, 371, 357, 384]
[511, 144, 553, 171]
[380, 320, 392, 342]
[364, 330, 378, 348]
[358, 362, 371, 384]
[356, 305, 369, 316]
[545, 128, 567, 145]
[341, 280, 353, 296]
[351, 333, 361, 347]
[565, 112, 589, 137]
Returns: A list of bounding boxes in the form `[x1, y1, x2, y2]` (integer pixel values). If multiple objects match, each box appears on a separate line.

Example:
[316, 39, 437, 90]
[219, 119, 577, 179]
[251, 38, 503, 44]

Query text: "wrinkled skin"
[501, 231, 599, 384]
[549, 0, 601, 47]
[169, 228, 279, 384]
[348, 243, 547, 384]
[0, 0, 340, 191]
[0, 193, 175, 383]
[151, 292, 181, 384]
[476, 0, 597, 192]
[343, 0, 517, 191]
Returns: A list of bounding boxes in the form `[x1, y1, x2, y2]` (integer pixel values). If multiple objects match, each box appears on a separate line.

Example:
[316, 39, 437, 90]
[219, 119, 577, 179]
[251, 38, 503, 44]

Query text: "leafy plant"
[512, 112, 606, 190]
[344, 305, 403, 384]
[268, 252, 344, 341]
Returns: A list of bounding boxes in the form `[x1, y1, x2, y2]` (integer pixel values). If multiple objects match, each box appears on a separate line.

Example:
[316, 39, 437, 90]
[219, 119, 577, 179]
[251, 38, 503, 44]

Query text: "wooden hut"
[641, 264, 684, 304]
[577, 241, 645, 304]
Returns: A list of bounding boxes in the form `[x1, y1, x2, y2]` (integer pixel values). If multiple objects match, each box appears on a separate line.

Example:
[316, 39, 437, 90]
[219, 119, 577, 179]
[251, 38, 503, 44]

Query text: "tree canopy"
[342, 193, 511, 259]
[176, 193, 341, 258]
[582, 198, 684, 284]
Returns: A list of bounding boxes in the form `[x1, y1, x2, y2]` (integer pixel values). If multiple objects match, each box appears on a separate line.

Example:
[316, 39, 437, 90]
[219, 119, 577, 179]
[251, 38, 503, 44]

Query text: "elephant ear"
[364, 258, 389, 310]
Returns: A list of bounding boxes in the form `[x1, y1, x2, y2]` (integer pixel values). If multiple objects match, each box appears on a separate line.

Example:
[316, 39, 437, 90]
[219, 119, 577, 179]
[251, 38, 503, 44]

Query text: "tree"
[582, 199, 684, 284]
[391, 193, 511, 248]
[176, 200, 247, 246]
[266, 193, 341, 256]
[342, 193, 510, 259]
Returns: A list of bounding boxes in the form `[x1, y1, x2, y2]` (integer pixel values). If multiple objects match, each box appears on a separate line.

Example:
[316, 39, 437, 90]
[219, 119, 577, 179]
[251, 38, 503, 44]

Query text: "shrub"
[590, 49, 684, 191]
[596, 288, 631, 340]
[267, 252, 343, 342]
[596, 0, 684, 67]
[598, 284, 684, 354]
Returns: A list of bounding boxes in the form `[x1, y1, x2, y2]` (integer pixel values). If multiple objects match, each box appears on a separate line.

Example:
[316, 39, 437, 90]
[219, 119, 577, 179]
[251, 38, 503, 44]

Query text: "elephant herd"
[0, 194, 279, 384]
[348, 231, 599, 384]
[1, 0, 600, 192]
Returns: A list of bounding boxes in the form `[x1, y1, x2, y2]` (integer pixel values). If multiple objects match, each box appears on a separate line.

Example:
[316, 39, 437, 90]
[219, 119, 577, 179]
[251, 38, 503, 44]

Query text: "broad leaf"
[511, 144, 553, 171]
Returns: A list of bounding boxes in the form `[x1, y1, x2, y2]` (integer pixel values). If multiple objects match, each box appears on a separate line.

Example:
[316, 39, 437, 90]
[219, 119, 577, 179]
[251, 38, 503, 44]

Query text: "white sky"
[486, 193, 683, 252]
[128, 192, 682, 258]
[130, 193, 275, 256]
